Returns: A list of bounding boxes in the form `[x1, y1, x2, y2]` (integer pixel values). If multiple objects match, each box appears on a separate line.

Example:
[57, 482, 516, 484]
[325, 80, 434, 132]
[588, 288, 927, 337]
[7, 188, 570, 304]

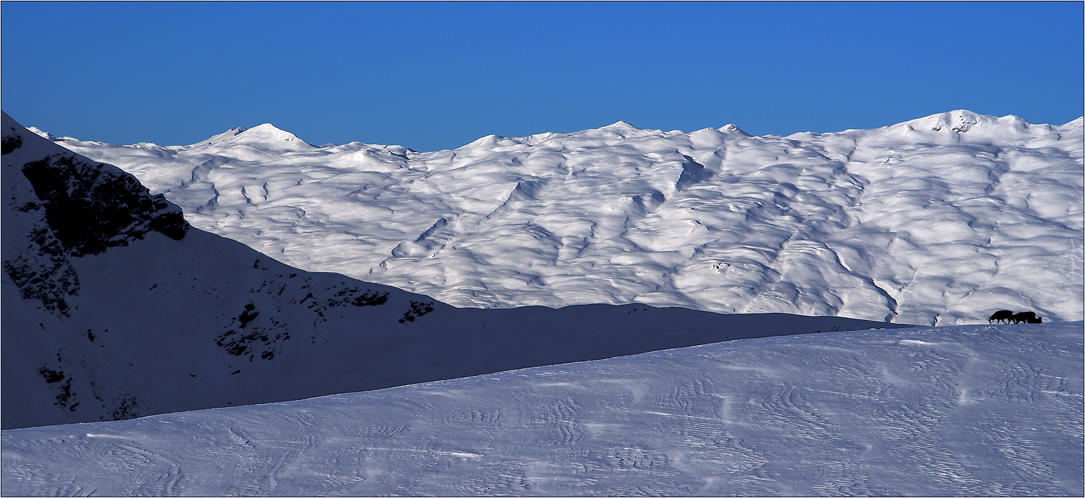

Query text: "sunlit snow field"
[3, 321, 1082, 496]
[48, 111, 1084, 326]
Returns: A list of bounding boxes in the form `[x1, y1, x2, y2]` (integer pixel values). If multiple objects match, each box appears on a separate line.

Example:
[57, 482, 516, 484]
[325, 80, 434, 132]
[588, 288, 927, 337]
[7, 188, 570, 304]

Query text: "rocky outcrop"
[2, 222, 80, 316]
[2, 112, 189, 316]
[20, 153, 188, 257]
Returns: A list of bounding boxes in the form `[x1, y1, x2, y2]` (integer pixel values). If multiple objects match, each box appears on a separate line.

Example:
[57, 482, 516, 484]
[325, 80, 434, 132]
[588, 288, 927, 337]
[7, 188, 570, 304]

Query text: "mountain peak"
[879, 109, 1062, 144]
[25, 126, 57, 141]
[247, 123, 289, 135]
[197, 123, 313, 150]
[718, 123, 750, 136]
[921, 109, 984, 133]
[903, 109, 1035, 134]
[601, 120, 638, 131]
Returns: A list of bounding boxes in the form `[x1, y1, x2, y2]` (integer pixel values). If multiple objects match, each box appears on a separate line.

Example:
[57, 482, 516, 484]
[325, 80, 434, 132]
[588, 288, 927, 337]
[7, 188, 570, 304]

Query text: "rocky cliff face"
[2, 111, 188, 316]
[20, 154, 188, 256]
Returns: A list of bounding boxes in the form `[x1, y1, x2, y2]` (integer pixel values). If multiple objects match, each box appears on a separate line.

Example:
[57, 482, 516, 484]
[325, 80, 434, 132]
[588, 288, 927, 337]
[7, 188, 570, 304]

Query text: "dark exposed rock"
[3, 225, 80, 316]
[38, 367, 75, 410]
[399, 300, 435, 324]
[216, 301, 288, 361]
[110, 396, 139, 421]
[21, 154, 189, 256]
[56, 379, 73, 409]
[2, 129, 23, 155]
[4, 142, 190, 316]
[326, 287, 390, 308]
[238, 302, 259, 327]
[38, 367, 64, 384]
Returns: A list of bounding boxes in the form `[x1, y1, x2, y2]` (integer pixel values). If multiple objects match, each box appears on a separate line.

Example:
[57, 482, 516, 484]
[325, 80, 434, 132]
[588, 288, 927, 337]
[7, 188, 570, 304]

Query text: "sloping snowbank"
[4, 321, 1081, 496]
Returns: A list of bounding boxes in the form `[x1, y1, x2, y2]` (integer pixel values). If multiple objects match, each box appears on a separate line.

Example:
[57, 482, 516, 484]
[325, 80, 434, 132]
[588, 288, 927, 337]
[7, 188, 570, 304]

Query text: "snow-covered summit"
[598, 120, 641, 134]
[24, 126, 56, 141]
[717, 123, 749, 135]
[45, 111, 1085, 325]
[192, 123, 315, 152]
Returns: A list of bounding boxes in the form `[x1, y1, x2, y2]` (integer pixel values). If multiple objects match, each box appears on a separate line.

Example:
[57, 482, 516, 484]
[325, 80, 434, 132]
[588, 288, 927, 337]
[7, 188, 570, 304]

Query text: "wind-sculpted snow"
[4, 321, 1081, 496]
[52, 111, 1084, 325]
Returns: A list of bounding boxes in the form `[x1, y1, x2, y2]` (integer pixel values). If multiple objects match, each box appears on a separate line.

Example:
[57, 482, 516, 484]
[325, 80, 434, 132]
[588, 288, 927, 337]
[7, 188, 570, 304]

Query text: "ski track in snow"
[3, 322, 1082, 496]
[48, 111, 1084, 326]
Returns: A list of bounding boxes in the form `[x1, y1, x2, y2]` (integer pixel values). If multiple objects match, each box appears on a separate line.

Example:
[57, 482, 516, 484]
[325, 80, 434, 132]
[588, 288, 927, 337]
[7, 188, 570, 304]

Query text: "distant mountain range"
[2, 111, 900, 429]
[43, 110, 1084, 326]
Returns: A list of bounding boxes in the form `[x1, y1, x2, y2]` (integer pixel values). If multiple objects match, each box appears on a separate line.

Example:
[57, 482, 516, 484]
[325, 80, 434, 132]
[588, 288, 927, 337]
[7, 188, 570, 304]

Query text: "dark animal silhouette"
[1011, 311, 1038, 324]
[988, 310, 1014, 324]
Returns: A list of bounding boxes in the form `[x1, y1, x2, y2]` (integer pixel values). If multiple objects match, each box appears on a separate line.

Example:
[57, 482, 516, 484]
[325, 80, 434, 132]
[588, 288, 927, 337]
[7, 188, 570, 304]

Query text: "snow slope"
[50, 111, 1084, 326]
[2, 112, 902, 430]
[4, 321, 1081, 496]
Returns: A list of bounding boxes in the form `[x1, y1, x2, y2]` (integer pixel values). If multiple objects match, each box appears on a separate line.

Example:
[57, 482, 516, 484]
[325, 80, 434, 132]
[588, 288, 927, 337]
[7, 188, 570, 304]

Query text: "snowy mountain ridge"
[49, 110, 1084, 325]
[196, 123, 314, 151]
[2, 110, 1081, 495]
[2, 112, 901, 430]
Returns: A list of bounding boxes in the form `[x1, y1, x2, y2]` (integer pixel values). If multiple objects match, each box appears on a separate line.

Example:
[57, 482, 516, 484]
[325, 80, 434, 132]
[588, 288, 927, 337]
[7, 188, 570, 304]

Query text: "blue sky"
[3, 2, 1082, 151]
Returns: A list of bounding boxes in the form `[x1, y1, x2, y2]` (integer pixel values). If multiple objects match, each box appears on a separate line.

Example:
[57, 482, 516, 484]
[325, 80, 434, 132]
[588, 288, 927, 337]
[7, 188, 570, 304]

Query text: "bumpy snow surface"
[4, 321, 1082, 496]
[50, 111, 1084, 326]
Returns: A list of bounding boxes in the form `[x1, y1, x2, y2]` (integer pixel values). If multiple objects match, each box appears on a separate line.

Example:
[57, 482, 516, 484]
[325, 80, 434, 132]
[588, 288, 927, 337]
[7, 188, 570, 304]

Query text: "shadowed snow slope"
[3, 321, 1081, 496]
[51, 110, 1084, 326]
[2, 112, 902, 430]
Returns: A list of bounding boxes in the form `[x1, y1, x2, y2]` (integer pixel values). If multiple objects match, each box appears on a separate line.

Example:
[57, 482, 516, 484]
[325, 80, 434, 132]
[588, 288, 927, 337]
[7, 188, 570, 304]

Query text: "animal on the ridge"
[989, 310, 1043, 324]
[988, 310, 1014, 324]
[1010, 311, 1041, 324]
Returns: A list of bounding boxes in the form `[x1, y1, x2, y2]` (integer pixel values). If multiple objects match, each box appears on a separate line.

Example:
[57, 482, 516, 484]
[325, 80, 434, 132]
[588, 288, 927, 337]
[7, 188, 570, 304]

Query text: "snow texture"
[51, 110, 1084, 326]
[3, 321, 1081, 496]
[1, 112, 902, 430]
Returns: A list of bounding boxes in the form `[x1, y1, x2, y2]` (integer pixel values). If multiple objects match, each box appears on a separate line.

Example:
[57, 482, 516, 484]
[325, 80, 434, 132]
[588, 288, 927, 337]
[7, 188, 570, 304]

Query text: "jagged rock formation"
[20, 154, 188, 256]
[3, 114, 188, 316]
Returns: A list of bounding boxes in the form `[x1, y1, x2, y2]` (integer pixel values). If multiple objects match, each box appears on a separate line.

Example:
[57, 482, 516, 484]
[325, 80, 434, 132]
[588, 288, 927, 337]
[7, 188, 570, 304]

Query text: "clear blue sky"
[3, 2, 1082, 151]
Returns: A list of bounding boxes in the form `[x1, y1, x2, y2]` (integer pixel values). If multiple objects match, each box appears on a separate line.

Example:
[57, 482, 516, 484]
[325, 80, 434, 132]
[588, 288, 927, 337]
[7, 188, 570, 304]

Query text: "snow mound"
[3, 321, 1080, 495]
[48, 111, 1085, 325]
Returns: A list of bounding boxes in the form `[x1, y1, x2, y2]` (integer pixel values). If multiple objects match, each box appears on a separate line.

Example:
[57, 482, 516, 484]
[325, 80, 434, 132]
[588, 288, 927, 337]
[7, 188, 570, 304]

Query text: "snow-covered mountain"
[3, 320, 1081, 495]
[3, 110, 1081, 494]
[2, 112, 902, 430]
[49, 111, 1084, 326]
